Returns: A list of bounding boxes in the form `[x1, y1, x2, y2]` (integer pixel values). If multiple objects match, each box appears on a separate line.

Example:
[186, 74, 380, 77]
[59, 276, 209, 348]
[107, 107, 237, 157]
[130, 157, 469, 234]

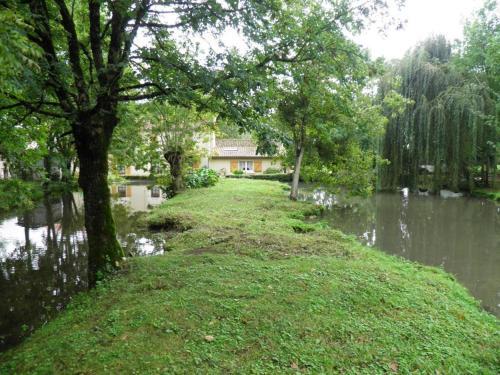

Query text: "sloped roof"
[213, 138, 268, 158]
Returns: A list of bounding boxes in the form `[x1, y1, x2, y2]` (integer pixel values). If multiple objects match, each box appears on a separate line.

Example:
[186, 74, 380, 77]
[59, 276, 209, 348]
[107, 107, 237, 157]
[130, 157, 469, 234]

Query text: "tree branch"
[117, 90, 171, 101]
[137, 20, 191, 29]
[0, 102, 25, 111]
[1, 98, 69, 118]
[117, 82, 164, 92]
[121, 0, 150, 64]
[28, 0, 75, 113]
[54, 0, 88, 104]
[89, 0, 105, 84]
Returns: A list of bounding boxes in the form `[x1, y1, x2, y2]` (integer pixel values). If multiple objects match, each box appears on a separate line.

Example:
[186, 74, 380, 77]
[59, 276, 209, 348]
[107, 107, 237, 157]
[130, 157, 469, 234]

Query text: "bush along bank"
[1, 179, 498, 374]
[226, 172, 294, 182]
[471, 187, 500, 202]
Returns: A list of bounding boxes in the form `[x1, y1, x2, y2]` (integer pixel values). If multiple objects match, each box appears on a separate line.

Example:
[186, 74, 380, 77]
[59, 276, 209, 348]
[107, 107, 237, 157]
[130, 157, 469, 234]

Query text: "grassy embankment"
[1, 179, 498, 374]
[471, 187, 500, 202]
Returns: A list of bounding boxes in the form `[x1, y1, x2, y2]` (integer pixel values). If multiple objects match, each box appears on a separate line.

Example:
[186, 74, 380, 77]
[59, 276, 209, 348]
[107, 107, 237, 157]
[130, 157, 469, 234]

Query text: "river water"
[299, 187, 500, 317]
[0, 183, 166, 351]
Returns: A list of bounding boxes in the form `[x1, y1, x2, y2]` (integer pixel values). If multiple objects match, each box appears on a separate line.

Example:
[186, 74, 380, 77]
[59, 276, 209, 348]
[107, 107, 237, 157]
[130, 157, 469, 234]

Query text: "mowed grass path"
[1, 179, 498, 374]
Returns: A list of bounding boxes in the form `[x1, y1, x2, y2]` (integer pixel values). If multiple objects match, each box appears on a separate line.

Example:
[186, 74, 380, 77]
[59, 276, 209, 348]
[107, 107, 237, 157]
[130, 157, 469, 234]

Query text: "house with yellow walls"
[110, 184, 164, 208]
[115, 134, 284, 177]
[197, 136, 284, 175]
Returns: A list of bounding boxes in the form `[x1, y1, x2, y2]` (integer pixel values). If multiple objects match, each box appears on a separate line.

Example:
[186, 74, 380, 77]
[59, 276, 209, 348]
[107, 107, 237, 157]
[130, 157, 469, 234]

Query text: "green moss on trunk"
[74, 115, 124, 287]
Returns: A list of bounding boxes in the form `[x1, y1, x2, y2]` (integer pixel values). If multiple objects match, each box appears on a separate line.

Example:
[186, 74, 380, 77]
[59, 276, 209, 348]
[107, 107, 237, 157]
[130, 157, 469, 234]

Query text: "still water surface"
[299, 187, 500, 317]
[0, 183, 166, 351]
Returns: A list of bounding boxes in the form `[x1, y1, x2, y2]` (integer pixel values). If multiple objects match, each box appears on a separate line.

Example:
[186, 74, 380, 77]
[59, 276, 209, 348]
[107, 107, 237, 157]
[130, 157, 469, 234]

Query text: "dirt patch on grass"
[186, 247, 225, 255]
[147, 214, 193, 232]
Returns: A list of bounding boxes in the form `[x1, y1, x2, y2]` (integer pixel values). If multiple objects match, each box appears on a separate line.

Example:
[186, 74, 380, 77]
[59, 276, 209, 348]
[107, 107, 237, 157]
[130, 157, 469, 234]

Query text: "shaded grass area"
[1, 179, 498, 374]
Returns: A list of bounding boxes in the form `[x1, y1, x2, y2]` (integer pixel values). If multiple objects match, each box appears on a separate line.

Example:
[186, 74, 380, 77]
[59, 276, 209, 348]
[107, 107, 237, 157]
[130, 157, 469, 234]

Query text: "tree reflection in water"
[300, 187, 500, 317]
[0, 194, 87, 350]
[0, 184, 167, 351]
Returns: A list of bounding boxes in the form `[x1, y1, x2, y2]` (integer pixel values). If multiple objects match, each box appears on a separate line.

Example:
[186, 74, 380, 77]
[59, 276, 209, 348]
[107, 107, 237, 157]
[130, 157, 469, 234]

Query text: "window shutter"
[254, 160, 262, 172]
[230, 160, 238, 172]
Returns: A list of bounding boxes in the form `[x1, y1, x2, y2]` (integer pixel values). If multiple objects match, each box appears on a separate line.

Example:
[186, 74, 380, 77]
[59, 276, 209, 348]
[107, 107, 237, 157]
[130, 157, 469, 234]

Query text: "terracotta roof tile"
[213, 138, 264, 157]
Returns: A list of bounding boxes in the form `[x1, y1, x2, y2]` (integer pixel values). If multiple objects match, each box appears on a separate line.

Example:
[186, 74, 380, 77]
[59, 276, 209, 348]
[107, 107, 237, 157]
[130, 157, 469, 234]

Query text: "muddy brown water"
[299, 187, 500, 317]
[0, 183, 166, 351]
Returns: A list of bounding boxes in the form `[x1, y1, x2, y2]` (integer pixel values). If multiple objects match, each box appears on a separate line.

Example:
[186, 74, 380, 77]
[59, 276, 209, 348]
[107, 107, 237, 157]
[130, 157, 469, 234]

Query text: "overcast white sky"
[138, 0, 492, 62]
[357, 0, 486, 60]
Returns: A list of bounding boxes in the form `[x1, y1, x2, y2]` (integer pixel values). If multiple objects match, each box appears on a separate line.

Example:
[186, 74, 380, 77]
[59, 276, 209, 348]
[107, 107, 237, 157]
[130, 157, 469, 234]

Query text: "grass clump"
[1, 179, 498, 374]
[471, 187, 500, 202]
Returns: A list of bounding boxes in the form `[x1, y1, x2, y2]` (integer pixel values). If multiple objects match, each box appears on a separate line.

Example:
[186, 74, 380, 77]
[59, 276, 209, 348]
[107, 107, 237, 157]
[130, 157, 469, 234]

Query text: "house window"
[151, 186, 161, 198]
[239, 160, 253, 173]
[117, 185, 127, 197]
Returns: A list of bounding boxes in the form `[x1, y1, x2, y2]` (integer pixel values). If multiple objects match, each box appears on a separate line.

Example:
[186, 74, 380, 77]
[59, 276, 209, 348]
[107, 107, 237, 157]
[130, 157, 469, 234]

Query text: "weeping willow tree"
[379, 36, 497, 192]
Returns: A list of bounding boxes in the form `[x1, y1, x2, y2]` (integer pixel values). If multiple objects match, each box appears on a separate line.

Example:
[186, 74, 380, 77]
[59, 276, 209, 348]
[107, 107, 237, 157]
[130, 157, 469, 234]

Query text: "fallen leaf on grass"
[389, 362, 398, 372]
[204, 335, 215, 342]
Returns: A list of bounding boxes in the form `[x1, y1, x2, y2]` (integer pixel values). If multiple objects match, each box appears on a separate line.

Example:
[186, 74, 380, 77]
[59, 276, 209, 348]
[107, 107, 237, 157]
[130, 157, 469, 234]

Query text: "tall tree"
[252, 0, 380, 200]
[0, 0, 281, 285]
[458, 0, 499, 186]
[0, 0, 404, 284]
[379, 36, 497, 192]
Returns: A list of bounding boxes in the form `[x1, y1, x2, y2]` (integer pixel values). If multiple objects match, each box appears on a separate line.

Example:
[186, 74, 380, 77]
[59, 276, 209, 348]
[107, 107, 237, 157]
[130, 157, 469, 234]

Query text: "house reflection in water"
[111, 184, 166, 212]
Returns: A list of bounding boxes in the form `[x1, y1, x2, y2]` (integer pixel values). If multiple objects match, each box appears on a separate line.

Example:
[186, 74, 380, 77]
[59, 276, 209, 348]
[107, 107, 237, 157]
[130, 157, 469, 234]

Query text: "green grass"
[471, 187, 500, 202]
[1, 179, 498, 374]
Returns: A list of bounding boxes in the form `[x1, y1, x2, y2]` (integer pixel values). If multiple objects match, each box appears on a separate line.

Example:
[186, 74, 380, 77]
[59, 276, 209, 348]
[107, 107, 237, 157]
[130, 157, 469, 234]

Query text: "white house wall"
[124, 165, 150, 177]
[208, 158, 283, 175]
[207, 159, 231, 175]
[0, 158, 9, 179]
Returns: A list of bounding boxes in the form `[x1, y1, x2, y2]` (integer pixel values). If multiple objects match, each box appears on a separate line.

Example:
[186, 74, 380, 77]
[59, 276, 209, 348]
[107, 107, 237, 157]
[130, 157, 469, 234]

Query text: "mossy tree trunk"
[74, 110, 123, 287]
[164, 150, 184, 195]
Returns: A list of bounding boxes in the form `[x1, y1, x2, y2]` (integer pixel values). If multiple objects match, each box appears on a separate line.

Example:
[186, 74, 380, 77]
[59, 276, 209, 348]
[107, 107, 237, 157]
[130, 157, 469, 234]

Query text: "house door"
[238, 160, 254, 173]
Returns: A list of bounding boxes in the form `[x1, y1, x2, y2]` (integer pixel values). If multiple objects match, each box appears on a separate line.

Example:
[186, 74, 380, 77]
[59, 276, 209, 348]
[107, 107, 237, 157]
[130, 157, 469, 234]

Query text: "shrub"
[226, 173, 293, 182]
[264, 167, 282, 174]
[232, 169, 244, 176]
[185, 168, 219, 189]
[152, 174, 174, 197]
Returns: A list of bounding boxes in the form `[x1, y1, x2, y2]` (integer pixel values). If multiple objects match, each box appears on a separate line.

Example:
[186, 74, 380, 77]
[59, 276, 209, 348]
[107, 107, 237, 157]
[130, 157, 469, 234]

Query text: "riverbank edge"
[471, 187, 500, 202]
[0, 179, 498, 374]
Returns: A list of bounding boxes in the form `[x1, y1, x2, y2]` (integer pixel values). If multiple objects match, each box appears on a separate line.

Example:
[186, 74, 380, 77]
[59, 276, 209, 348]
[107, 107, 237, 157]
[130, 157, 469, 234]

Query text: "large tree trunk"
[73, 112, 123, 287]
[164, 150, 184, 195]
[290, 146, 304, 200]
